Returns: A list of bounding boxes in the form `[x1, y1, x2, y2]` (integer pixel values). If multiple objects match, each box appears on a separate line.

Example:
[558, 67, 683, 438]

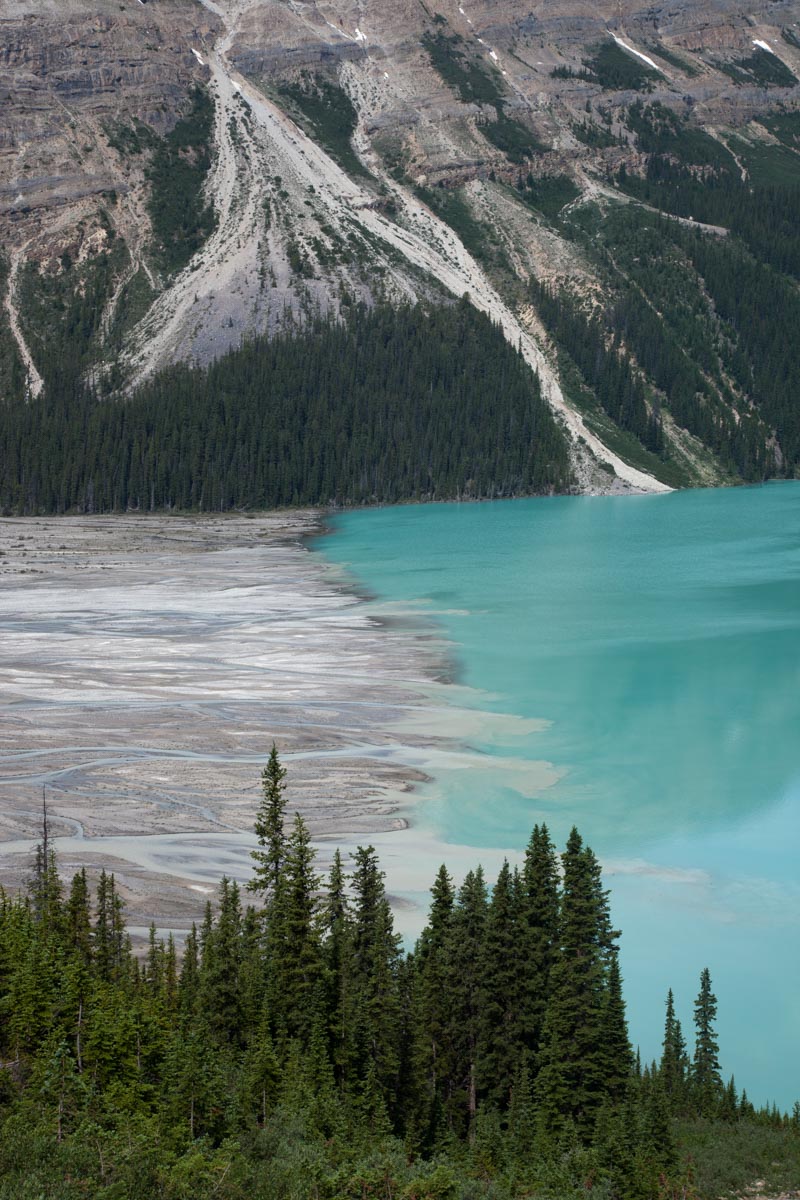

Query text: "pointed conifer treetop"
[535, 827, 625, 1133]
[28, 786, 62, 931]
[692, 966, 722, 1114]
[247, 744, 288, 896]
[661, 987, 689, 1111]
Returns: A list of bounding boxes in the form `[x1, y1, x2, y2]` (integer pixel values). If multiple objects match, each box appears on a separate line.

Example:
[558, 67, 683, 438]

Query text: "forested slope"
[0, 300, 572, 513]
[1, 754, 798, 1200]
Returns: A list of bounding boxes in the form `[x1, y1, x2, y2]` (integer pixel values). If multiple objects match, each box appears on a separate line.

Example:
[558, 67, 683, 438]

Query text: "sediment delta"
[0, 512, 454, 934]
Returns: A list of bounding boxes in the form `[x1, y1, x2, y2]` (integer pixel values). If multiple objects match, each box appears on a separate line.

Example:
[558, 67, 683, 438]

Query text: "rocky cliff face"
[2, 0, 799, 490]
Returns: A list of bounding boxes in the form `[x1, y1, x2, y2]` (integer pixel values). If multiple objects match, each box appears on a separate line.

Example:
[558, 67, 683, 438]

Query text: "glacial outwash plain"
[0, 513, 457, 931]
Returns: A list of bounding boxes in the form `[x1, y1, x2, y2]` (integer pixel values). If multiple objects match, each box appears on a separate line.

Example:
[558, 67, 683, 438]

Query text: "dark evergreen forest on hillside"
[519, 105, 800, 485]
[1, 752, 798, 1200]
[0, 300, 572, 514]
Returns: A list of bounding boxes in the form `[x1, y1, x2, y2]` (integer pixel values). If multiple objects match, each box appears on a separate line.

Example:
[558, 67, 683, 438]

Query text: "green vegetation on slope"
[423, 30, 545, 162]
[619, 106, 800, 273]
[515, 172, 580, 222]
[531, 278, 665, 459]
[718, 47, 797, 88]
[276, 73, 371, 180]
[422, 29, 505, 106]
[146, 86, 217, 274]
[585, 41, 659, 91]
[104, 88, 217, 276]
[626, 101, 735, 170]
[414, 184, 497, 264]
[0, 256, 26, 404]
[17, 233, 130, 401]
[550, 204, 783, 480]
[643, 43, 701, 77]
[0, 299, 572, 513]
[0, 754, 796, 1200]
[550, 41, 660, 91]
[547, 102, 800, 477]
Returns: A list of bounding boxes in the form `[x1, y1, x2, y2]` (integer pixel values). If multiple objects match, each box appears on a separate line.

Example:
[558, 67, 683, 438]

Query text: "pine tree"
[506, 1064, 537, 1175]
[692, 967, 722, 1115]
[163, 934, 178, 1014]
[239, 1002, 279, 1126]
[35, 1036, 88, 1143]
[93, 871, 127, 982]
[641, 1072, 675, 1170]
[720, 1075, 739, 1122]
[247, 745, 288, 896]
[350, 845, 403, 1115]
[444, 866, 488, 1134]
[145, 924, 164, 995]
[535, 829, 621, 1134]
[164, 1026, 225, 1140]
[7, 931, 57, 1059]
[519, 824, 560, 1062]
[199, 877, 243, 1044]
[598, 953, 633, 1102]
[27, 792, 62, 935]
[265, 812, 322, 1042]
[28, 845, 62, 937]
[320, 849, 353, 1090]
[477, 860, 523, 1107]
[65, 870, 92, 964]
[178, 923, 200, 1023]
[661, 987, 689, 1113]
[238, 905, 265, 1039]
[413, 864, 456, 1139]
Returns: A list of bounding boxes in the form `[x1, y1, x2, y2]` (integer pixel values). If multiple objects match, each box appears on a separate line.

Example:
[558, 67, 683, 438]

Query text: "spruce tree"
[535, 828, 621, 1134]
[247, 744, 288, 896]
[661, 987, 689, 1113]
[65, 869, 92, 964]
[238, 905, 265, 1039]
[27, 793, 62, 935]
[445, 867, 488, 1133]
[320, 849, 353, 1089]
[412, 864, 456, 1144]
[265, 813, 322, 1042]
[198, 877, 243, 1044]
[239, 1002, 279, 1126]
[692, 967, 722, 1115]
[506, 1064, 537, 1176]
[477, 860, 523, 1107]
[93, 871, 127, 982]
[178, 923, 200, 1023]
[520, 823, 560, 1062]
[350, 846, 403, 1115]
[598, 953, 633, 1102]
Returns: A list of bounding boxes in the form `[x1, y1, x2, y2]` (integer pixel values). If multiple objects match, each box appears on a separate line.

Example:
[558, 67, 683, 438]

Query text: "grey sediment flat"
[0, 512, 453, 933]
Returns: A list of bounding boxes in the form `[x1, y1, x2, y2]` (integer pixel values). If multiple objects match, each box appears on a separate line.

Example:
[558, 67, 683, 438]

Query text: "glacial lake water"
[315, 482, 800, 1111]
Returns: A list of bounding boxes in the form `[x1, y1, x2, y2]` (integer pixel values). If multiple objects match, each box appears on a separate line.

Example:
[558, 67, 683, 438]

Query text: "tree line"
[0, 751, 796, 1199]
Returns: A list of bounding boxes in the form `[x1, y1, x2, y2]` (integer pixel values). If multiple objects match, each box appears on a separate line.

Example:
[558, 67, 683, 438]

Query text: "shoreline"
[0, 510, 460, 934]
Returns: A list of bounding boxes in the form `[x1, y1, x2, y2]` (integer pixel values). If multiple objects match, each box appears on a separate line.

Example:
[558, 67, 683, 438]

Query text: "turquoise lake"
[315, 483, 800, 1111]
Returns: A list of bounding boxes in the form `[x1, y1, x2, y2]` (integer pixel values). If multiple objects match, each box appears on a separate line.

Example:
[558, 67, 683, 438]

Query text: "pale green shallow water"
[315, 483, 800, 1111]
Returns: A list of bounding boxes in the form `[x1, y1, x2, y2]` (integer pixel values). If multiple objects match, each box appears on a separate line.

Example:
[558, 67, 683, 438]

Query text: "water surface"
[316, 483, 800, 1110]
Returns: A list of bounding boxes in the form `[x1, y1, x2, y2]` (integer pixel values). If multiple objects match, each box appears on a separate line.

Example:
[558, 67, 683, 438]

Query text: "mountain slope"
[2, 0, 800, 500]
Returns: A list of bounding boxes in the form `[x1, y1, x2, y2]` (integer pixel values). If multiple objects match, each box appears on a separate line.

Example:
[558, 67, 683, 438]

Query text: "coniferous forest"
[1, 751, 798, 1200]
[0, 300, 572, 515]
